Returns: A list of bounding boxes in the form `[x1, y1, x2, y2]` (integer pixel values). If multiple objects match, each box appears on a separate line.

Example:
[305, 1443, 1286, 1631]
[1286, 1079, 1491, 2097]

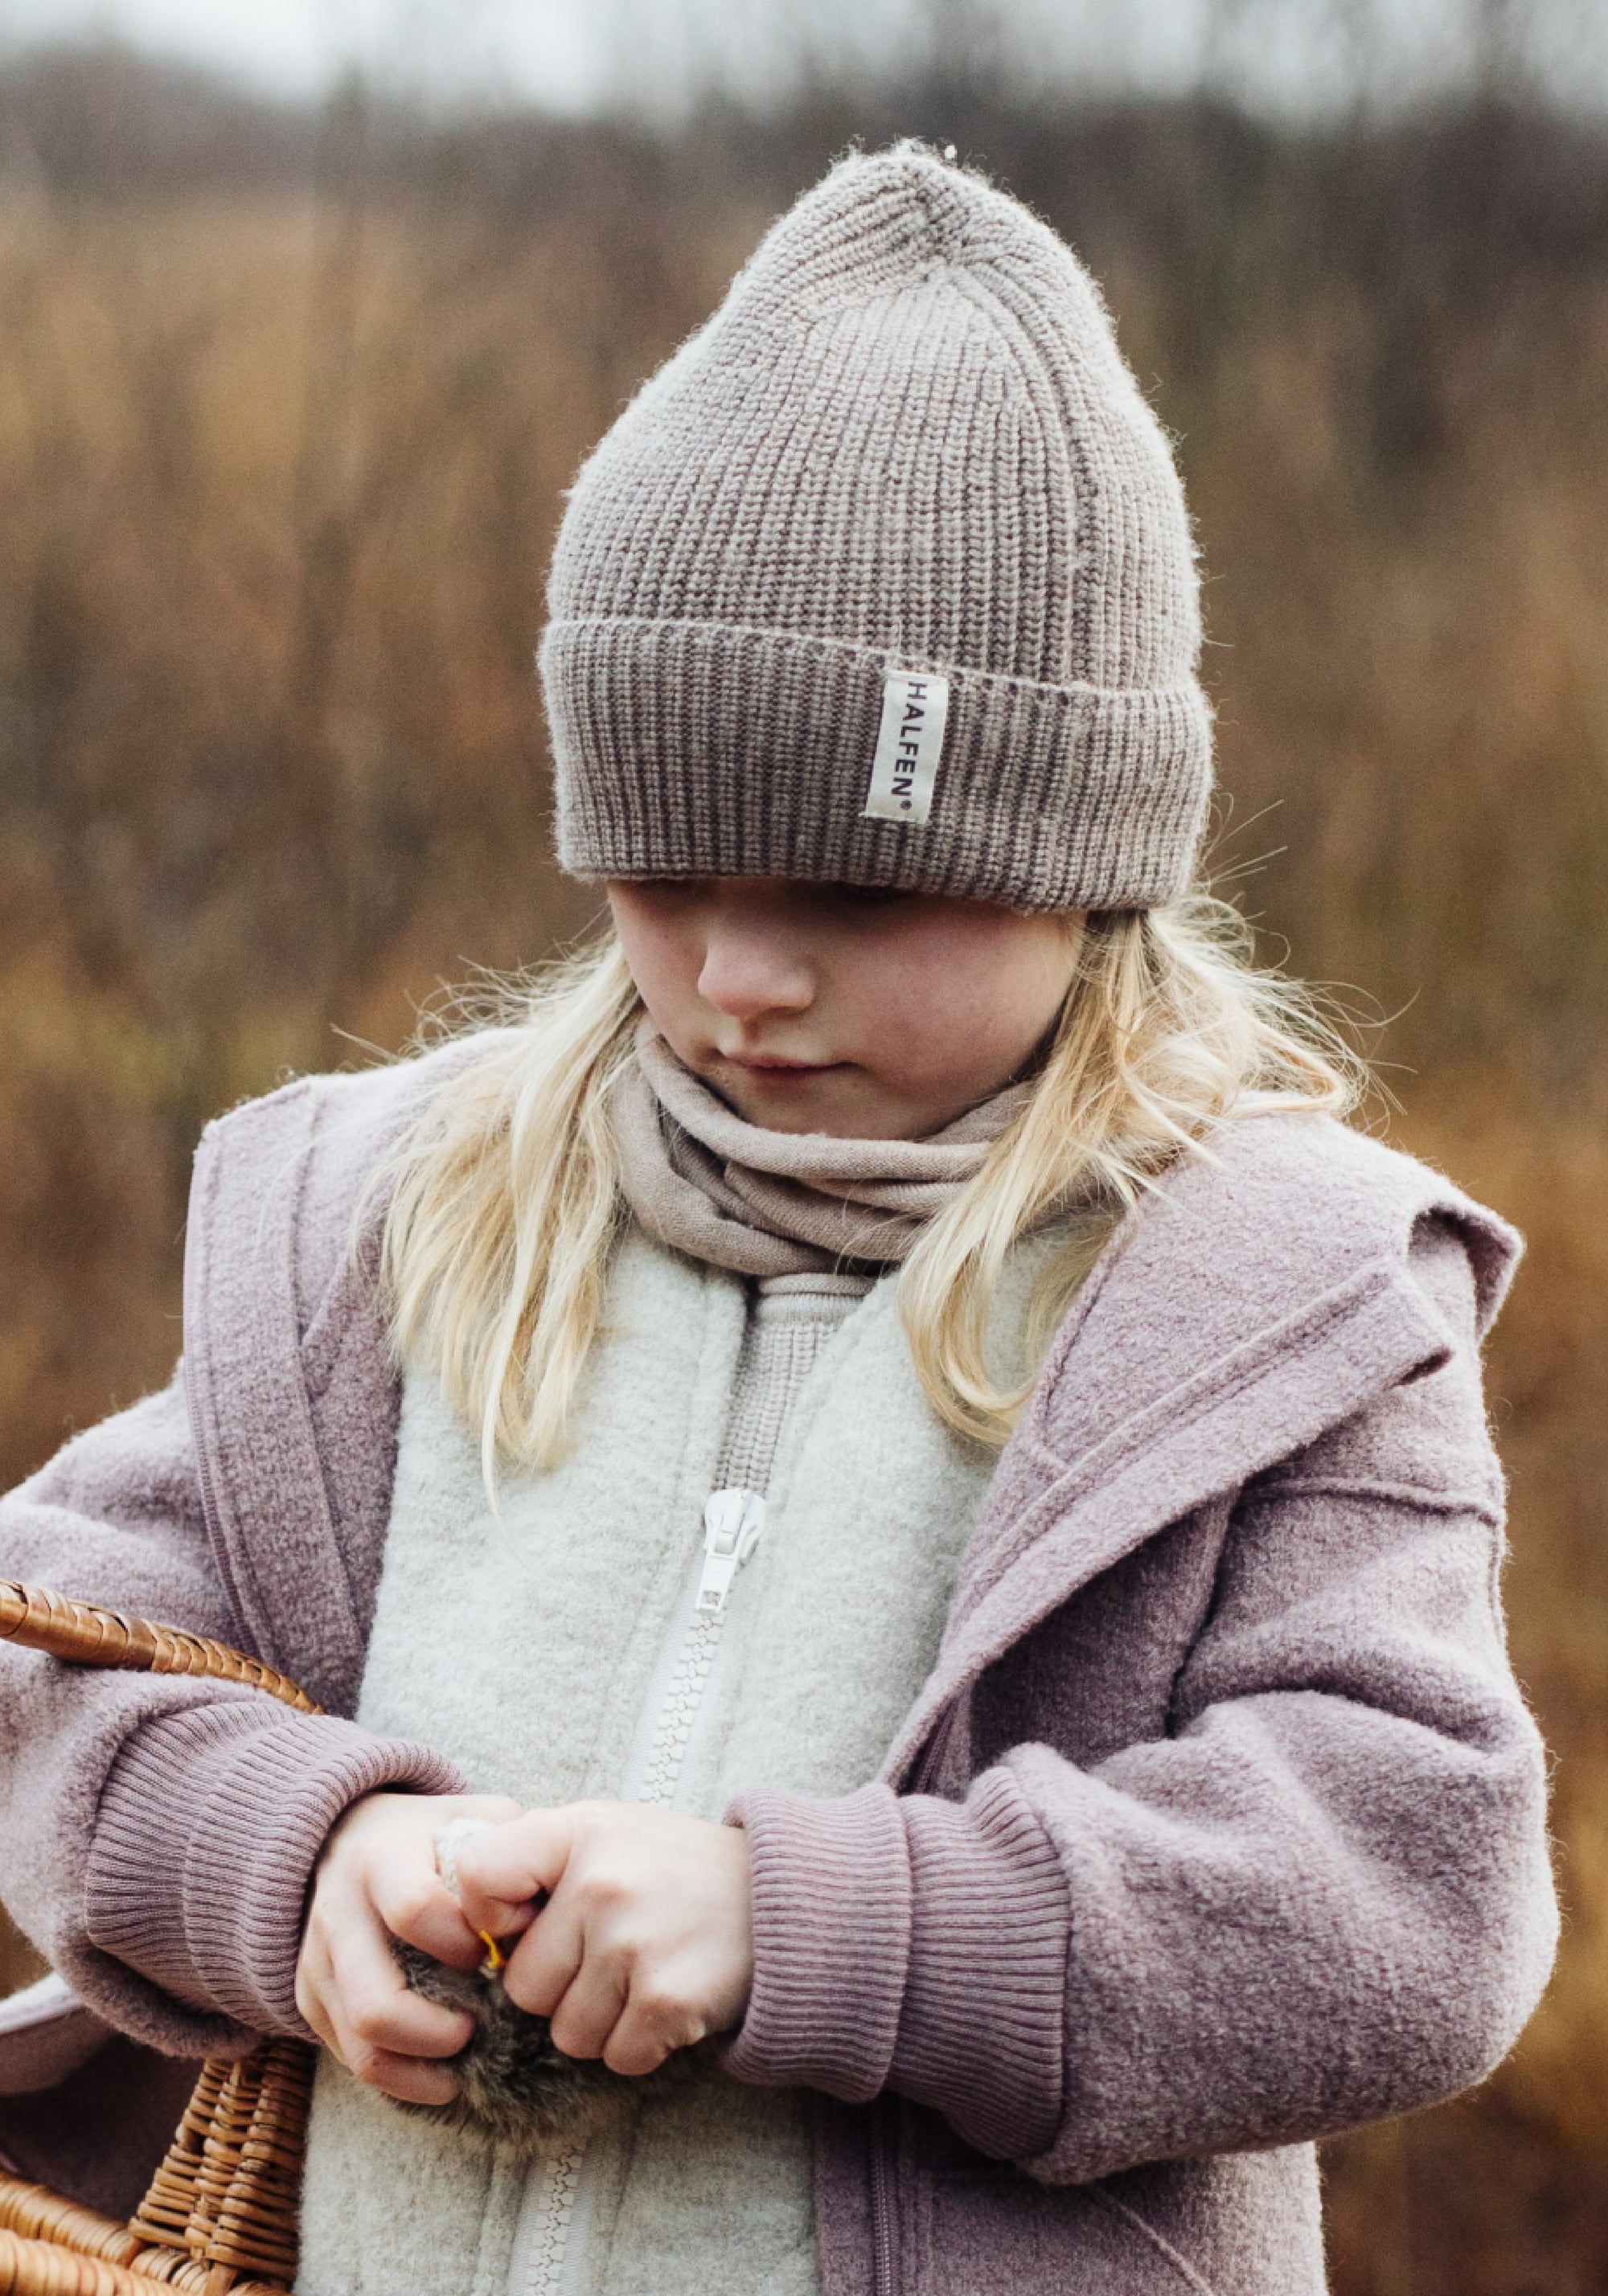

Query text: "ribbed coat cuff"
[724, 1769, 1069, 2158]
[722, 1781, 912, 2101]
[86, 1704, 466, 2036]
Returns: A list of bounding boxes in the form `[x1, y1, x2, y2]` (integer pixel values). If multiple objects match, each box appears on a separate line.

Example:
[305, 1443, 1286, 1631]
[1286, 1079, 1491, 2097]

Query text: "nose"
[695, 920, 814, 1023]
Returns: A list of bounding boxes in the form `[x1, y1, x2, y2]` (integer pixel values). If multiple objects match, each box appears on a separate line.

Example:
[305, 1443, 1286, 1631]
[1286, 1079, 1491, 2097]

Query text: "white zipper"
[510, 1487, 766, 2296]
[516, 2142, 584, 2296]
[638, 1489, 766, 1810]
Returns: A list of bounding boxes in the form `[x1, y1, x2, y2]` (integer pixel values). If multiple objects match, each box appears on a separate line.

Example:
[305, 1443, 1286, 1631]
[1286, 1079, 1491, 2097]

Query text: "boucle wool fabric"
[302, 1233, 1029, 2296]
[543, 143, 1211, 910]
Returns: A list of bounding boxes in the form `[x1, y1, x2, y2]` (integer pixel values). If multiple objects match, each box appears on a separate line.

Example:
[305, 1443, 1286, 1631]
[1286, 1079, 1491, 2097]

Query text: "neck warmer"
[610, 1027, 1030, 1279]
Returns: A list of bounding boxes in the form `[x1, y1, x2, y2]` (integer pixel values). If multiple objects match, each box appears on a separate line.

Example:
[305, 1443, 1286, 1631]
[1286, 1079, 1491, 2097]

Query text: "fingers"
[330, 1920, 474, 2061]
[402, 1794, 528, 1967]
[497, 1865, 685, 2070]
[453, 1795, 527, 1827]
[302, 1935, 464, 2105]
[298, 1890, 473, 2101]
[453, 1810, 574, 1941]
[373, 1853, 483, 1970]
[356, 1790, 527, 1972]
[548, 1955, 630, 2063]
[297, 1788, 528, 2103]
[297, 1794, 754, 2107]
[498, 1880, 585, 2023]
[486, 1805, 753, 2076]
[333, 2046, 462, 2109]
[604, 1971, 708, 2077]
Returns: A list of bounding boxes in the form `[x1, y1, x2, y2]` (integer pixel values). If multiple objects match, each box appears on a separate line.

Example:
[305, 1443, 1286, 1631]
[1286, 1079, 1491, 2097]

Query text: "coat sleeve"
[0, 1366, 464, 2058]
[723, 1223, 1558, 2179]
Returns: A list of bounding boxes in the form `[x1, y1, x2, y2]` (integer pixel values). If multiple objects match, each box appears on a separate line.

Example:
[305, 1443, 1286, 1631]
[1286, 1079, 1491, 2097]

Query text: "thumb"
[453, 1809, 574, 1937]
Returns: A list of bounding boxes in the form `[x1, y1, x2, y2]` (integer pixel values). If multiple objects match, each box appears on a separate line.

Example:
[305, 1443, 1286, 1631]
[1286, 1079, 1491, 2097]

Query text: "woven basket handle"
[0, 1584, 318, 1715]
[0, 1581, 323, 2294]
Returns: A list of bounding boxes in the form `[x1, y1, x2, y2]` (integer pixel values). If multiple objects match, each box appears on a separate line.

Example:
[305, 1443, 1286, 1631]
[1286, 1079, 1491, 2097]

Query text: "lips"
[720, 1052, 844, 1076]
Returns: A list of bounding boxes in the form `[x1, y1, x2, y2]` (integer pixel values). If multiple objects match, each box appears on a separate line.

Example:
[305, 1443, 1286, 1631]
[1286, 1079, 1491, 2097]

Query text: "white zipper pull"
[697, 1489, 766, 1617]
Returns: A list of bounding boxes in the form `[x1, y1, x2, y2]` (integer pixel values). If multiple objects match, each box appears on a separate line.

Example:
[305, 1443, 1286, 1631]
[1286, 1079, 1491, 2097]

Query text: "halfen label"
[863, 670, 950, 826]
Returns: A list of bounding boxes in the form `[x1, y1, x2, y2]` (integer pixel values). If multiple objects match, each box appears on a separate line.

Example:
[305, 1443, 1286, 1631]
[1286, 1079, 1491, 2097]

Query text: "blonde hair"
[379, 896, 1360, 1482]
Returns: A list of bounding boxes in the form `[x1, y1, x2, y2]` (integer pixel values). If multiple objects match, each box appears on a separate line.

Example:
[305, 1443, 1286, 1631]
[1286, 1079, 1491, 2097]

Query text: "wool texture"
[542, 143, 1212, 911]
[611, 1025, 1028, 1276]
[712, 1274, 871, 1493]
[0, 1044, 1559, 2296]
[302, 1237, 1035, 2296]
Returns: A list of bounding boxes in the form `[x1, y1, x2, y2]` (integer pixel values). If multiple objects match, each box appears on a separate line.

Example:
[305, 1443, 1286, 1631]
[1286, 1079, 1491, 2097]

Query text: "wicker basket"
[0, 1582, 325, 2294]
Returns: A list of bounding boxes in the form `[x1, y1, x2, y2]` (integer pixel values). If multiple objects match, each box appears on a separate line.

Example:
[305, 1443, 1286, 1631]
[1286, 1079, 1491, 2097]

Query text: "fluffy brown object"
[390, 1939, 622, 2144]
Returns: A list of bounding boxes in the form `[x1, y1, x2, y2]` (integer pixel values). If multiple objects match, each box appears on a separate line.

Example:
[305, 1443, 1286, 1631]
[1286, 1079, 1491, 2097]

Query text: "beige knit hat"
[541, 142, 1211, 912]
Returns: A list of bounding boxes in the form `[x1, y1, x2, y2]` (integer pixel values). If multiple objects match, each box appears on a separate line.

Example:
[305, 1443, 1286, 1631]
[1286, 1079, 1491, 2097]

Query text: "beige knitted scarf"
[611, 1028, 1029, 1278]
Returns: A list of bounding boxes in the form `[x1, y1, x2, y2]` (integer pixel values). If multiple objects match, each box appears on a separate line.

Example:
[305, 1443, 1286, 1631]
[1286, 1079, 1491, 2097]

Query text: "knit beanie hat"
[541, 142, 1211, 912]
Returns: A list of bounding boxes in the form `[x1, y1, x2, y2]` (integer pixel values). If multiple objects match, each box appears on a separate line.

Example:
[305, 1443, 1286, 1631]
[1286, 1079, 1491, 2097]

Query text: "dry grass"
[0, 68, 1602, 2288]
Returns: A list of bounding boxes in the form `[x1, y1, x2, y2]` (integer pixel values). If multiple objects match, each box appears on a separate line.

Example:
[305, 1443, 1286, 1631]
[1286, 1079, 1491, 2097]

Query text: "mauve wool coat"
[0, 1048, 1559, 2294]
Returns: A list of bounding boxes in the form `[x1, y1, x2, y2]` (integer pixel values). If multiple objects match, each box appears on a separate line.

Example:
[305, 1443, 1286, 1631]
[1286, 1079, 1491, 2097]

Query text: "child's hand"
[453, 1803, 753, 2077]
[295, 1789, 523, 2104]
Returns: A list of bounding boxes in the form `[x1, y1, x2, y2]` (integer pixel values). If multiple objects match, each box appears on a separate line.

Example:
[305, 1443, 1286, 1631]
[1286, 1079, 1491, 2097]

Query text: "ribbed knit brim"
[542, 143, 1212, 912]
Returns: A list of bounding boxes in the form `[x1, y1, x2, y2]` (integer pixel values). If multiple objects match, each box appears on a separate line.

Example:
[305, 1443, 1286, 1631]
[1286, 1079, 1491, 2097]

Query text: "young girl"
[0, 144, 1557, 2296]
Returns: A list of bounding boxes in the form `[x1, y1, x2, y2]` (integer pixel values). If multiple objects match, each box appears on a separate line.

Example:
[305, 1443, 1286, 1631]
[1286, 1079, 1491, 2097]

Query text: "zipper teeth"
[511, 1492, 759, 2296]
[637, 1490, 762, 1812]
[871, 2101, 897, 2296]
[638, 1605, 723, 1807]
[523, 2143, 584, 2296]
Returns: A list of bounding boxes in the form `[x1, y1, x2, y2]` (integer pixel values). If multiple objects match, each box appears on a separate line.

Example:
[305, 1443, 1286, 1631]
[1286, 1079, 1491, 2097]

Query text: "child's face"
[607, 877, 1085, 1138]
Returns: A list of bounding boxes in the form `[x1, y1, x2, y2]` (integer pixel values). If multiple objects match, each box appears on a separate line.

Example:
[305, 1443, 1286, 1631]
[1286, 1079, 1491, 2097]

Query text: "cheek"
[609, 907, 699, 1027]
[859, 933, 1071, 1086]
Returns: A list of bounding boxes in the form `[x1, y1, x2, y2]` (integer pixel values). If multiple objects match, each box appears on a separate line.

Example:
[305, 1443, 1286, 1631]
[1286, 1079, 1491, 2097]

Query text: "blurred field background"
[0, 0, 1603, 2286]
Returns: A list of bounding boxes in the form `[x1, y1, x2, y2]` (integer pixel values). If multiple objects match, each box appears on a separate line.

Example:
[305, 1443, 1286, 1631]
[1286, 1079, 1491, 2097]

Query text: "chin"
[758, 1090, 917, 1140]
[728, 1081, 859, 1135]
